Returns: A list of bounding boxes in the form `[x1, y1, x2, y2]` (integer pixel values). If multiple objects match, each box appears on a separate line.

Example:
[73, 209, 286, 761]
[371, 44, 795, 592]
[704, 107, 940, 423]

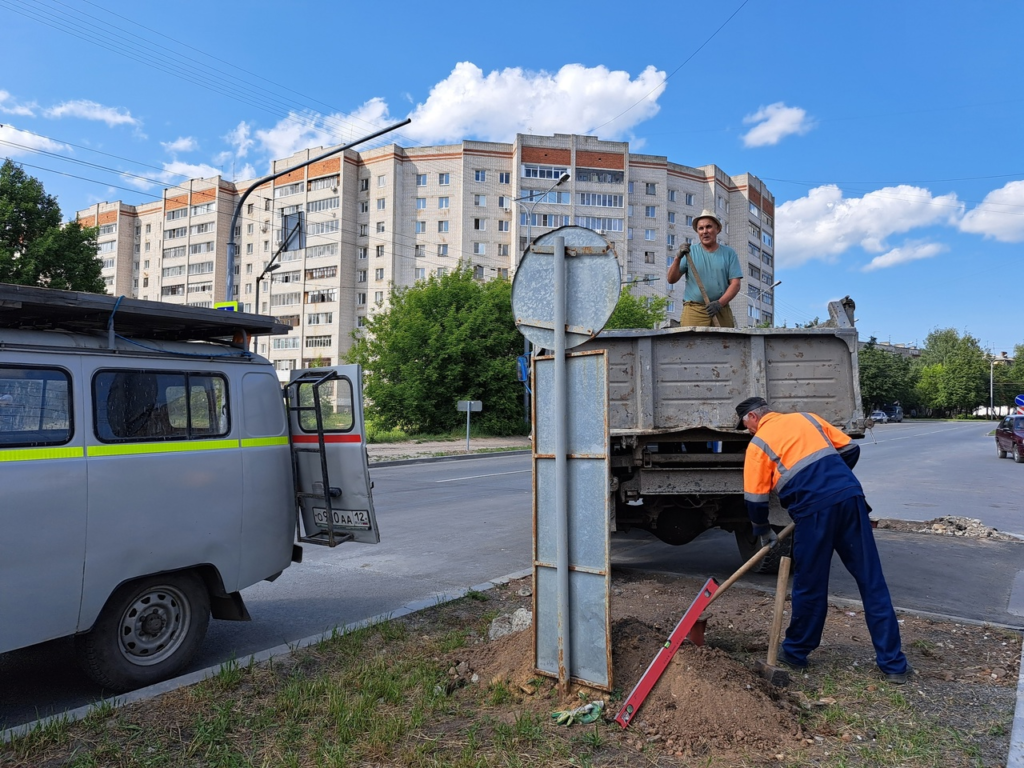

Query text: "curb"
[369, 448, 530, 468]
[0, 568, 534, 745]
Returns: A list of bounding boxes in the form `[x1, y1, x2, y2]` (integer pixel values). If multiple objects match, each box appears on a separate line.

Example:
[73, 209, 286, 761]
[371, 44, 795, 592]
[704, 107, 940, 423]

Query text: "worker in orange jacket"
[735, 396, 911, 684]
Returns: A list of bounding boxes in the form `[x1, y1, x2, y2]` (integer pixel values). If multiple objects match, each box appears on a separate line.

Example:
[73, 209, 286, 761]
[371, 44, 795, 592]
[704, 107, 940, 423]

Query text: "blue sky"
[1, 0, 1022, 356]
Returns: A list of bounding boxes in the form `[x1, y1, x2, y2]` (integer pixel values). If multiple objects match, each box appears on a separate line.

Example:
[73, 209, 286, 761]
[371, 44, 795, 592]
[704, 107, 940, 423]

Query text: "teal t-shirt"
[678, 243, 743, 303]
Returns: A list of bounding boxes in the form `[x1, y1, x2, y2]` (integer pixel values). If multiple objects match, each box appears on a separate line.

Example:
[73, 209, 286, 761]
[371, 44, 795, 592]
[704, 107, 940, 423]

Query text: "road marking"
[436, 469, 532, 483]
[865, 424, 983, 444]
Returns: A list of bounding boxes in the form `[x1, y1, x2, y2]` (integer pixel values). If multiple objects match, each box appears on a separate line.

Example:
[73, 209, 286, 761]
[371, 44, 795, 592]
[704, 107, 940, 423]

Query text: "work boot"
[776, 647, 808, 670]
[882, 665, 914, 685]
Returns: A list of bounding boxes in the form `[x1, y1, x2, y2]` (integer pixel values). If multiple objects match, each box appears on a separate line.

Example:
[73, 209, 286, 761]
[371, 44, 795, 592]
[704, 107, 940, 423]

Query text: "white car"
[869, 410, 889, 424]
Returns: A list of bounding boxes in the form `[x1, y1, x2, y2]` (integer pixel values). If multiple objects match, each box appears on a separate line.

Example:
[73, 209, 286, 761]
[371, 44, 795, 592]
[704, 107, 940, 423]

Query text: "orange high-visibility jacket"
[743, 411, 862, 529]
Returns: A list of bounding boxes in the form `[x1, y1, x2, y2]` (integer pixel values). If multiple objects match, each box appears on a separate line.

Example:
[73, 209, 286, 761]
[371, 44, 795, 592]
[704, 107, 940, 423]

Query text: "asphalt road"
[2, 421, 1021, 729]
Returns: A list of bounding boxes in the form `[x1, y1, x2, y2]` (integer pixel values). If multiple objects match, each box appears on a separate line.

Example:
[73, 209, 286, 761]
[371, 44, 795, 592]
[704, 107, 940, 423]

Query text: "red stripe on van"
[291, 434, 362, 444]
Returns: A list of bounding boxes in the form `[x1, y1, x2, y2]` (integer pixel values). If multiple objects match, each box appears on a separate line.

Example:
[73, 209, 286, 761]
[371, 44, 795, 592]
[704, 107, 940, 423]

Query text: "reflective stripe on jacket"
[743, 411, 862, 527]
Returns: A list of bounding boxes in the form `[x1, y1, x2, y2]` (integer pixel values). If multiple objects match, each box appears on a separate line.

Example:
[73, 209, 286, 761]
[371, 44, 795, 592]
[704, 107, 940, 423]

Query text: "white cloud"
[253, 98, 391, 163]
[776, 184, 963, 267]
[0, 123, 65, 156]
[160, 136, 198, 153]
[404, 62, 666, 144]
[44, 99, 139, 127]
[0, 90, 36, 117]
[959, 179, 1024, 242]
[862, 241, 947, 272]
[225, 121, 254, 158]
[741, 102, 814, 147]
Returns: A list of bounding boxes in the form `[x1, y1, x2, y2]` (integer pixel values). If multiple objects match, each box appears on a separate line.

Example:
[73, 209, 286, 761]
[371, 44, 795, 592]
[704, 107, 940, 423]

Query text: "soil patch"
[875, 515, 1021, 542]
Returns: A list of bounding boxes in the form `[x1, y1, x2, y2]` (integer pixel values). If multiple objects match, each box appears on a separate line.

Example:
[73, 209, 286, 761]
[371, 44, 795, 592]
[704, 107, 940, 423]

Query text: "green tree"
[911, 328, 988, 416]
[346, 265, 526, 435]
[603, 284, 667, 330]
[858, 338, 914, 409]
[0, 159, 104, 292]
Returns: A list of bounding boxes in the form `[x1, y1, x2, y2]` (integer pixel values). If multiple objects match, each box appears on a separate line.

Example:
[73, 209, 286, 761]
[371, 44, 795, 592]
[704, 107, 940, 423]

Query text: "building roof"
[0, 283, 289, 342]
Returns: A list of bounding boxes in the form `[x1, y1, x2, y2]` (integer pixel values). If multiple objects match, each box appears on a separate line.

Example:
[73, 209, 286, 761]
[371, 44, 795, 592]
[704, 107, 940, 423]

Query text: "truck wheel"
[74, 572, 210, 692]
[734, 524, 792, 574]
[997, 442, 1007, 459]
[1014, 445, 1024, 464]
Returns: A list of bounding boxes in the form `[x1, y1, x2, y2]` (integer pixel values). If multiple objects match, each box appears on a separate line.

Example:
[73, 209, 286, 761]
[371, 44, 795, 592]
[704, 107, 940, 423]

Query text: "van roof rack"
[0, 283, 291, 342]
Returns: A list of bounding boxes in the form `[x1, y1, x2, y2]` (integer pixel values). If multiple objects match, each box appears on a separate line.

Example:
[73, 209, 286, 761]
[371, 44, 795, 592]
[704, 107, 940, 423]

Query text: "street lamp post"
[750, 279, 781, 326]
[512, 172, 571, 424]
[990, 352, 1014, 418]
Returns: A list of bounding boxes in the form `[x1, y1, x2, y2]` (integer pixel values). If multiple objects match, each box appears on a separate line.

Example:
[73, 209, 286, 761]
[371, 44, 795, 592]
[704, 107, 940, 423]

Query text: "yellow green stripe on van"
[88, 439, 240, 457]
[241, 436, 290, 448]
[0, 446, 85, 462]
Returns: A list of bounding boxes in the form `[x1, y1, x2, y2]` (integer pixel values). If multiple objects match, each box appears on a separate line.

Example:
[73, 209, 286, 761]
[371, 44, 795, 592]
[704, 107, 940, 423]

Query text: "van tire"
[734, 524, 792, 574]
[75, 572, 210, 692]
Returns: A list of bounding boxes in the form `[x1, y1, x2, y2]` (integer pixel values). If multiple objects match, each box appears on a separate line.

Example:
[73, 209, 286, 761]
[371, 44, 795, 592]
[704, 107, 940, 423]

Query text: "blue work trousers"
[783, 495, 908, 675]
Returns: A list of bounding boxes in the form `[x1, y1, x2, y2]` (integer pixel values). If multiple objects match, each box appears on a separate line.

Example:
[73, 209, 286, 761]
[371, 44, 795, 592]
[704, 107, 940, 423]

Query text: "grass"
[364, 422, 529, 445]
[3, 585, 1016, 768]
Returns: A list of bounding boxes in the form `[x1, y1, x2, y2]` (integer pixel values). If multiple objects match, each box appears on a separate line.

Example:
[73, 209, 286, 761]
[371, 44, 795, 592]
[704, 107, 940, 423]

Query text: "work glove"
[758, 529, 779, 550]
[705, 299, 722, 317]
[678, 244, 691, 258]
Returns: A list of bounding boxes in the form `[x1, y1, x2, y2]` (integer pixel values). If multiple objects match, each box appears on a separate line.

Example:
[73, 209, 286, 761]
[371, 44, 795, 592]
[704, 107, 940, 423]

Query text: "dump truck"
[578, 297, 864, 568]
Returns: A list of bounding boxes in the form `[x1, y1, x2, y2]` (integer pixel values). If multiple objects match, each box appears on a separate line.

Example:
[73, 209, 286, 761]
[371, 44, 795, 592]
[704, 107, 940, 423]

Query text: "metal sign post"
[457, 400, 483, 452]
[512, 225, 621, 693]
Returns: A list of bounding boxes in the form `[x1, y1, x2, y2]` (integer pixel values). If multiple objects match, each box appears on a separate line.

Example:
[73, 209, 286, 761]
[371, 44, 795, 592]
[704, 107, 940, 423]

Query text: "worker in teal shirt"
[667, 210, 742, 327]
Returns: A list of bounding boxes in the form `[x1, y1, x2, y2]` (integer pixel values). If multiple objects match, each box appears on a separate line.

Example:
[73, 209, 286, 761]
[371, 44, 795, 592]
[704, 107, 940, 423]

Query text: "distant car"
[869, 410, 889, 424]
[995, 415, 1024, 463]
[882, 405, 904, 423]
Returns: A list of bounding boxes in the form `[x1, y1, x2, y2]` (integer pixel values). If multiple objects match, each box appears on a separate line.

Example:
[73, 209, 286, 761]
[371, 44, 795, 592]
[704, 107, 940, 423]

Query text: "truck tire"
[74, 571, 210, 692]
[734, 524, 792, 574]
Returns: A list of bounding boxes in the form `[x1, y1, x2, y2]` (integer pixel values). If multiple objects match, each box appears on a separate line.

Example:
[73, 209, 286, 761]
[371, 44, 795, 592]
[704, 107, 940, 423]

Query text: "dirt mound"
[876, 515, 1020, 541]
[450, 614, 802, 758]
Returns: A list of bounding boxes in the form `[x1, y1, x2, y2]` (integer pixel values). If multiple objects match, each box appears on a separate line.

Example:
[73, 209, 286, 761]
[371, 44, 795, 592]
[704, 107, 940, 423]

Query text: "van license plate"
[313, 507, 370, 530]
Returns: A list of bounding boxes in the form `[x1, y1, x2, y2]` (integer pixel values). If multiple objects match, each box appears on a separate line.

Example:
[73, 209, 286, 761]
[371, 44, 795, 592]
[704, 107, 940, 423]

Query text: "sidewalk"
[366, 435, 530, 463]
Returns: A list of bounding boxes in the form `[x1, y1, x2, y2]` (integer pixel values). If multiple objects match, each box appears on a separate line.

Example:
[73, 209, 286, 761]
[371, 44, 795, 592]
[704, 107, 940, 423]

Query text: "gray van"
[0, 284, 378, 691]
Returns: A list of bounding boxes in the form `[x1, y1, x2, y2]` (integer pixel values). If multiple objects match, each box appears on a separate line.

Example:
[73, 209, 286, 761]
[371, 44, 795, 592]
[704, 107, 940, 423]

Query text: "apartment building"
[78, 133, 776, 373]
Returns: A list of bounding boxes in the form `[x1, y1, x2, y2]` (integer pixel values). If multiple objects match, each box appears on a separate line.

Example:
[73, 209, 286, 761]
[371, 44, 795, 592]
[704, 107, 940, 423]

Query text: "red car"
[995, 415, 1024, 463]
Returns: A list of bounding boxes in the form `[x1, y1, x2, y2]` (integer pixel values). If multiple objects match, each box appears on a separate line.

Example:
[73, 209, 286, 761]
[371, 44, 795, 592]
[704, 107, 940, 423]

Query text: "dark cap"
[735, 396, 768, 429]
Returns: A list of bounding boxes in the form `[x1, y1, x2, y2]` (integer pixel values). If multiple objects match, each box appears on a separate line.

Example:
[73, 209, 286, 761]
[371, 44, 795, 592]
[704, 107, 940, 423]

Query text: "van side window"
[93, 370, 229, 442]
[0, 366, 72, 447]
[297, 378, 354, 433]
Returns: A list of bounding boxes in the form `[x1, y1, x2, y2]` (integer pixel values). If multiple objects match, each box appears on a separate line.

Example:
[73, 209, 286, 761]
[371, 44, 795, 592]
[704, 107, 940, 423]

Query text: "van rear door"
[288, 365, 379, 545]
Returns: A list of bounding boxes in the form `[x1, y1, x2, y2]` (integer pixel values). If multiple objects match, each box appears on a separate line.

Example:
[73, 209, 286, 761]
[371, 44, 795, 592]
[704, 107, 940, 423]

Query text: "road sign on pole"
[457, 400, 483, 451]
[1015, 394, 1024, 414]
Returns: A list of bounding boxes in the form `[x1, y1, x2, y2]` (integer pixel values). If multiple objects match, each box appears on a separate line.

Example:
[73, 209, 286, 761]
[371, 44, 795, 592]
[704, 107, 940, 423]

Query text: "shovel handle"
[706, 522, 795, 608]
[766, 555, 792, 667]
[684, 250, 721, 328]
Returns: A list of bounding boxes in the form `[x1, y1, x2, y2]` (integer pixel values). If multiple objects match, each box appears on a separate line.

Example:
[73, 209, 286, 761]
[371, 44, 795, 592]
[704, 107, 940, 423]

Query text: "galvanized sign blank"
[533, 349, 611, 689]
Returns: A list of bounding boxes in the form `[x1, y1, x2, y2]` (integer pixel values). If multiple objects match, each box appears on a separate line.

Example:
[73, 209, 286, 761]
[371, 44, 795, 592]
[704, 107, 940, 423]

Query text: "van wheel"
[997, 443, 1007, 459]
[734, 524, 792, 574]
[1014, 445, 1024, 464]
[75, 572, 210, 692]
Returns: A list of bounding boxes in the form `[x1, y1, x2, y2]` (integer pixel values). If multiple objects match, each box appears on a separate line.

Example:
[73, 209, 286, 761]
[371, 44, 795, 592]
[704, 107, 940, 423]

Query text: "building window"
[375, 198, 385, 211]
[359, 178, 369, 192]
[749, 202, 760, 217]
[376, 221, 385, 233]
[498, 244, 509, 257]
[436, 267, 447, 277]
[189, 222, 215, 236]
[473, 265, 485, 279]
[415, 267, 425, 280]
[359, 224, 368, 237]
[628, 182, 634, 194]
[522, 164, 568, 180]
[474, 195, 486, 207]
[99, 223, 117, 236]
[356, 316, 366, 328]
[437, 244, 448, 257]
[375, 245, 384, 258]
[499, 172, 510, 184]
[667, 234, 676, 247]
[97, 241, 117, 254]
[498, 220, 509, 232]
[762, 232, 773, 247]
[414, 244, 425, 258]
[377, 175, 386, 188]
[645, 183, 657, 195]
[749, 264, 761, 281]
[164, 227, 187, 240]
[374, 268, 385, 281]
[416, 174, 427, 186]
[309, 175, 338, 191]
[474, 218, 486, 231]
[305, 288, 337, 303]
[357, 270, 367, 283]
[644, 229, 655, 241]
[645, 206, 656, 218]
[307, 244, 338, 259]
[191, 202, 215, 216]
[579, 193, 624, 208]
[438, 220, 449, 233]
[373, 291, 384, 304]
[274, 182, 303, 198]
[627, 228, 633, 240]
[668, 212, 676, 224]
[306, 265, 337, 280]
[358, 201, 369, 214]
[306, 335, 332, 349]
[497, 267, 508, 279]
[474, 170, 486, 182]
[306, 197, 339, 213]
[438, 173, 450, 186]
[574, 216, 623, 232]
[246, 203, 254, 214]
[668, 190, 677, 203]
[166, 208, 187, 222]
[357, 292, 366, 304]
[644, 251, 655, 264]
[684, 193, 695, 206]
[438, 197, 449, 209]
[307, 312, 334, 325]
[415, 197, 426, 209]
[686, 215, 694, 227]
[415, 221, 426, 233]
[473, 242, 486, 255]
[358, 247, 368, 259]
